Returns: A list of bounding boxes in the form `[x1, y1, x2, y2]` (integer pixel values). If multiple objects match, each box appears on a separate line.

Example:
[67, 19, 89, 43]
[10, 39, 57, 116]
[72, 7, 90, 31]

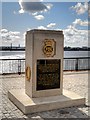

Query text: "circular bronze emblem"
[43, 39, 56, 57]
[25, 66, 31, 81]
[43, 45, 53, 57]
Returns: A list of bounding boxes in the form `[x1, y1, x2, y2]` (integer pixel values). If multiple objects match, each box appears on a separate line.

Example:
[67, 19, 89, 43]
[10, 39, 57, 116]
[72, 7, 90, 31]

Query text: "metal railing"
[0, 57, 90, 74]
[1, 59, 25, 74]
[64, 57, 90, 71]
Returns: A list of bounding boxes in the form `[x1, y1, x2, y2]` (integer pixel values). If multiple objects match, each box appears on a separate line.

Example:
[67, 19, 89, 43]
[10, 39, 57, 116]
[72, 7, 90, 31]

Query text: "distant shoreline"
[0, 49, 89, 51]
[0, 49, 25, 51]
[0, 47, 90, 51]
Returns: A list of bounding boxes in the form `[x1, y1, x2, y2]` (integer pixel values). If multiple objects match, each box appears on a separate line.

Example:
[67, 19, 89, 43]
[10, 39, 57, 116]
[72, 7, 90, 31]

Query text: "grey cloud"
[19, 1, 48, 14]
[22, 3, 46, 12]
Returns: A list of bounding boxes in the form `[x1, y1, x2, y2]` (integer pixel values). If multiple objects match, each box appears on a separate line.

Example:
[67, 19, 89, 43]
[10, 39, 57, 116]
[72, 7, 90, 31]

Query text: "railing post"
[75, 58, 78, 71]
[18, 60, 21, 75]
[2, 60, 3, 75]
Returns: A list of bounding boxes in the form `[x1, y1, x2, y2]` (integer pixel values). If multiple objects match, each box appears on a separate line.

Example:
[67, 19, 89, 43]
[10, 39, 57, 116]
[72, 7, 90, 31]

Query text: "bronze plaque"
[37, 59, 60, 90]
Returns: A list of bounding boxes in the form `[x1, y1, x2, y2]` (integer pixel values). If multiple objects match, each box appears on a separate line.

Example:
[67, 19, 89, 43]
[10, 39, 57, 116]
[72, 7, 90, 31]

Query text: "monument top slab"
[27, 29, 63, 34]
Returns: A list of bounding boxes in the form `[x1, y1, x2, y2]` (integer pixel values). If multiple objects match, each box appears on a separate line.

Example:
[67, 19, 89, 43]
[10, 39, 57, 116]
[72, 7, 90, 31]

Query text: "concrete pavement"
[0, 71, 90, 119]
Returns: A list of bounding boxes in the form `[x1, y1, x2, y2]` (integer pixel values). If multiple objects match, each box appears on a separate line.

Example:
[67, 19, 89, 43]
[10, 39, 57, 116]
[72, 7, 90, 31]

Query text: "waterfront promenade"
[0, 71, 90, 119]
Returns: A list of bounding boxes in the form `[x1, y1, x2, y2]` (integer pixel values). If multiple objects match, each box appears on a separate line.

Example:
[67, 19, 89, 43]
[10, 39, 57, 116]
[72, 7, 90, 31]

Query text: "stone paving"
[0, 71, 90, 119]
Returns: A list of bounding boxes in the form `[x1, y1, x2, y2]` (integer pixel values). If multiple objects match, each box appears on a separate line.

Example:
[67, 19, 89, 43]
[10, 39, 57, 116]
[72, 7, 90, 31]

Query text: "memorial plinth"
[8, 89, 85, 114]
[8, 29, 85, 114]
[25, 29, 64, 98]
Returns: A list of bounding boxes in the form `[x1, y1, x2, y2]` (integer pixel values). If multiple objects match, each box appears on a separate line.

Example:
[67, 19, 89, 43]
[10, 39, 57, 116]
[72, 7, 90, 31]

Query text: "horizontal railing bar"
[64, 57, 90, 59]
[0, 59, 25, 60]
[0, 57, 90, 61]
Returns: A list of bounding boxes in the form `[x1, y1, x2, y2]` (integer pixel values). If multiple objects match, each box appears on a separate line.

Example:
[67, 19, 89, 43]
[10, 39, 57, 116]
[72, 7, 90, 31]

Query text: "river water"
[0, 51, 89, 59]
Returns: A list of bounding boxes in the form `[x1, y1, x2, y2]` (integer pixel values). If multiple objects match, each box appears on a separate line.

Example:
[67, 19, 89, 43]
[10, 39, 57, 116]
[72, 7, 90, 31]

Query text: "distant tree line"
[64, 46, 90, 51]
[0, 46, 25, 51]
[0, 46, 90, 51]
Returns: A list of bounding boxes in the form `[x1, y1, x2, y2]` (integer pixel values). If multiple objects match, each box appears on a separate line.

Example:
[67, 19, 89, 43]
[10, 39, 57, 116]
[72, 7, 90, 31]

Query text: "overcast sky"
[1, 0, 89, 47]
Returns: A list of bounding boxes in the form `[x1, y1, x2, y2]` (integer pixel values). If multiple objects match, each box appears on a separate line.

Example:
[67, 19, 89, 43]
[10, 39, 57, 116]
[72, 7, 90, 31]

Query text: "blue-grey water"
[0, 51, 89, 58]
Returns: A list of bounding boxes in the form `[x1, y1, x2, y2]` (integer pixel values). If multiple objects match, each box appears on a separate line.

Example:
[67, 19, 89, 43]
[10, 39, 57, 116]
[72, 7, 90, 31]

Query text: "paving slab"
[0, 71, 90, 119]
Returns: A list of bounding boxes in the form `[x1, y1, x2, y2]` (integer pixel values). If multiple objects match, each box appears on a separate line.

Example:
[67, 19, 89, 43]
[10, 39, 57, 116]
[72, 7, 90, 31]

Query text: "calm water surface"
[0, 51, 89, 58]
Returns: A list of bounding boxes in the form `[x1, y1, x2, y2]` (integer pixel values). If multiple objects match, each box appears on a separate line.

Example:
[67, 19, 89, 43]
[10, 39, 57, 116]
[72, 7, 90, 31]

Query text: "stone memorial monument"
[8, 29, 85, 114]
